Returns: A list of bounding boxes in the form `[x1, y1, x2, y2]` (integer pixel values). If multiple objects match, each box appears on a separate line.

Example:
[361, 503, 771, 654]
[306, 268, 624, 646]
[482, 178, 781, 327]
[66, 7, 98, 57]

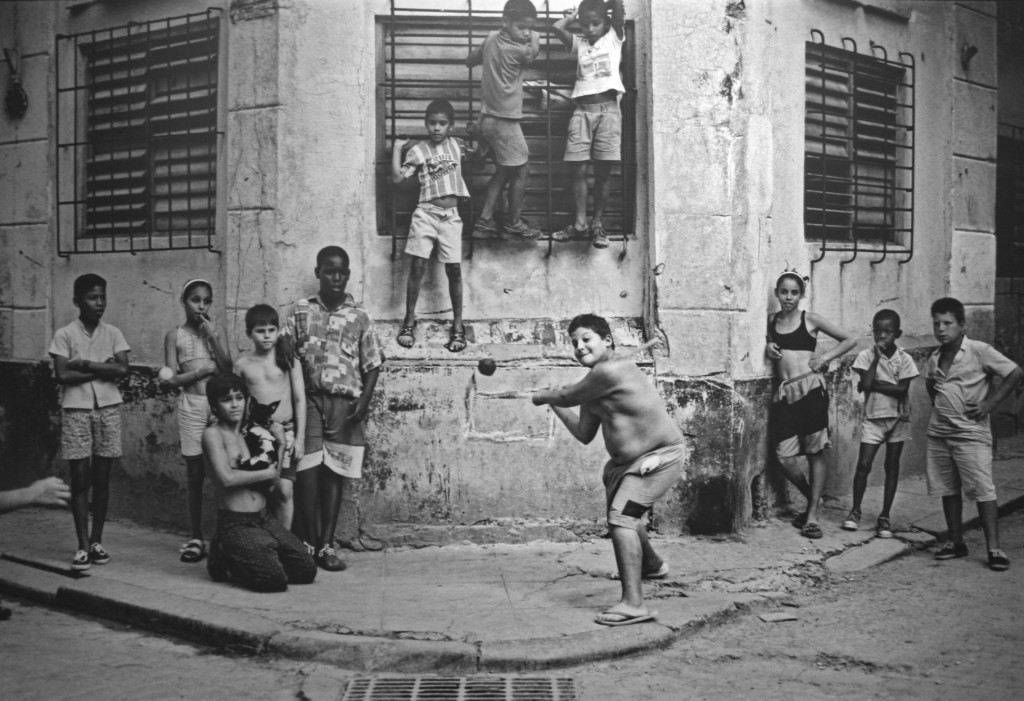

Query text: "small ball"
[478, 358, 497, 376]
[157, 366, 175, 382]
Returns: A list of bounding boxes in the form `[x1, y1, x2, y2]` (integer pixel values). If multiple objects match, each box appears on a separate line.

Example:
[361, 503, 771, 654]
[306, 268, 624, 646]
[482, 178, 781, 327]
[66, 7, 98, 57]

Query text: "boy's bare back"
[234, 352, 294, 424]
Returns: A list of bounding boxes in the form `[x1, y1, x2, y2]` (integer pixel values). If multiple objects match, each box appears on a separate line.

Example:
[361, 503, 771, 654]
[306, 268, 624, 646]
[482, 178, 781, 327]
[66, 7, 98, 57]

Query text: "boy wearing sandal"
[532, 314, 684, 627]
[392, 99, 470, 354]
[926, 297, 1022, 571]
[551, 0, 625, 250]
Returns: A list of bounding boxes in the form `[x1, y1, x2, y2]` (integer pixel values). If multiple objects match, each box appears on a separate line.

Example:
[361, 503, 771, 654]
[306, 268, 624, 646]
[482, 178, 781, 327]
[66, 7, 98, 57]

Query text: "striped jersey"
[400, 137, 470, 202]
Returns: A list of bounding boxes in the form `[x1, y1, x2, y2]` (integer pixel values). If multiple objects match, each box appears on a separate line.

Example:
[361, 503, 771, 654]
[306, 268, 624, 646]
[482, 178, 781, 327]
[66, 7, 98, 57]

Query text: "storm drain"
[341, 676, 577, 701]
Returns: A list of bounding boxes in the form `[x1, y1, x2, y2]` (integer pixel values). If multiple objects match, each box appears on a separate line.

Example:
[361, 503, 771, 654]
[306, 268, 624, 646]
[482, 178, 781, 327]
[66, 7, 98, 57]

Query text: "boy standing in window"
[466, 0, 542, 241]
[392, 99, 471, 354]
[552, 0, 625, 250]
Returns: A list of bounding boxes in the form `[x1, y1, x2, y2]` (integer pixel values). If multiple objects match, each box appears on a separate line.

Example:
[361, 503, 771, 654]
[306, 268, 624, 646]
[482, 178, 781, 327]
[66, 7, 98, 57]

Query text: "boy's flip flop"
[594, 610, 658, 627]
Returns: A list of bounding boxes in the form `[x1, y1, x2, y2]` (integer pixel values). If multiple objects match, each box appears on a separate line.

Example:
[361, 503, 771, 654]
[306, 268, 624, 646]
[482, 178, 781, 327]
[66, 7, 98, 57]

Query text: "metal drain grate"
[341, 676, 577, 701]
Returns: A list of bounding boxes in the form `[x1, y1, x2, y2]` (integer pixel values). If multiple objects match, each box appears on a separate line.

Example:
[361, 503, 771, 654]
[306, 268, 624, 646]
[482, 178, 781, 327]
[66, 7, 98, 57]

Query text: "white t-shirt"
[570, 30, 625, 99]
[853, 346, 919, 420]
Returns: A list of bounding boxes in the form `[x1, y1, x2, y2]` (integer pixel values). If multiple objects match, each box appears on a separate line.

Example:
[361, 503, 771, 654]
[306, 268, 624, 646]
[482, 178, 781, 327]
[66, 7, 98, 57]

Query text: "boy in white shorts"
[842, 309, 918, 537]
[926, 297, 1022, 571]
[392, 99, 472, 354]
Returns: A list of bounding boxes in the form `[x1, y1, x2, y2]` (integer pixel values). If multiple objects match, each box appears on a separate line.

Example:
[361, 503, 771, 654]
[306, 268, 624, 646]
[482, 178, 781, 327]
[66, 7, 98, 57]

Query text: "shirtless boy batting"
[533, 314, 685, 626]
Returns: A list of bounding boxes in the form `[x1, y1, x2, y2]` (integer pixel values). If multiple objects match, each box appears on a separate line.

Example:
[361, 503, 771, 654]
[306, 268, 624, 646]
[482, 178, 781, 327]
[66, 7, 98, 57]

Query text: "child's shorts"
[479, 115, 529, 167]
[860, 416, 911, 445]
[297, 393, 366, 479]
[926, 436, 996, 502]
[178, 391, 215, 458]
[603, 440, 686, 529]
[564, 101, 622, 162]
[405, 203, 462, 263]
[61, 405, 122, 460]
[772, 373, 831, 460]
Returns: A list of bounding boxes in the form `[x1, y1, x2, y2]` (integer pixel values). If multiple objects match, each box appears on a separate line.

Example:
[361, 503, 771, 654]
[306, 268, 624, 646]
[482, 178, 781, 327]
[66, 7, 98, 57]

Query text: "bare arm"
[56, 350, 130, 383]
[526, 30, 541, 63]
[202, 428, 277, 489]
[552, 7, 576, 49]
[609, 0, 625, 38]
[290, 358, 307, 461]
[465, 41, 483, 68]
[391, 138, 410, 184]
[163, 329, 215, 388]
[532, 366, 615, 409]
[969, 366, 1024, 421]
[807, 312, 857, 371]
[348, 367, 380, 423]
[0, 477, 71, 513]
[550, 403, 601, 445]
[207, 321, 233, 371]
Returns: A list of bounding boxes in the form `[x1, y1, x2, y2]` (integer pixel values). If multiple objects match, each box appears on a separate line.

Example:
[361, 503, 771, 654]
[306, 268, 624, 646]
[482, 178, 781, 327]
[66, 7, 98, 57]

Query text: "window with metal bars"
[377, 3, 636, 258]
[55, 10, 221, 255]
[804, 34, 914, 264]
[996, 123, 1024, 278]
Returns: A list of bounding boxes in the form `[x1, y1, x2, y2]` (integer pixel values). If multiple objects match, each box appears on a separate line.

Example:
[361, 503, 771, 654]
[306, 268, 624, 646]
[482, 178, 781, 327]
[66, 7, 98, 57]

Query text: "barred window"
[804, 36, 914, 261]
[56, 10, 222, 254]
[377, 5, 636, 257]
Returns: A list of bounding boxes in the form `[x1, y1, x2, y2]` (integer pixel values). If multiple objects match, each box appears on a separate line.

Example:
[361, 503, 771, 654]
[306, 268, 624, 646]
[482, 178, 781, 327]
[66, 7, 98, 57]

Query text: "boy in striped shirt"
[392, 99, 472, 353]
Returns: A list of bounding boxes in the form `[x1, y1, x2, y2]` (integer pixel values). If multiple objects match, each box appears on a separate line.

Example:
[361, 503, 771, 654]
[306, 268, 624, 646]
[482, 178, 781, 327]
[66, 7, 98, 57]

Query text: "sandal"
[988, 549, 1010, 571]
[800, 522, 823, 539]
[445, 325, 467, 353]
[792, 512, 808, 529]
[180, 539, 206, 563]
[397, 323, 416, 349]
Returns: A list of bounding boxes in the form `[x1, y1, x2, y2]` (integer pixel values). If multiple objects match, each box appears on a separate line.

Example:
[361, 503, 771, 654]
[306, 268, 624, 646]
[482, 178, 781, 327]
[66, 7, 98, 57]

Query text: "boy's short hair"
[578, 0, 608, 18]
[568, 313, 615, 349]
[316, 245, 349, 270]
[73, 273, 107, 299]
[873, 308, 901, 329]
[206, 372, 249, 409]
[503, 0, 537, 21]
[425, 99, 455, 123]
[931, 297, 966, 324]
[245, 304, 279, 333]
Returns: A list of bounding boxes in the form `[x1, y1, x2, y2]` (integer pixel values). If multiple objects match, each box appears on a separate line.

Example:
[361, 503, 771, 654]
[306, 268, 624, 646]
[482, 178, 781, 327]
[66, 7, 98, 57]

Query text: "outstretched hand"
[31, 477, 71, 508]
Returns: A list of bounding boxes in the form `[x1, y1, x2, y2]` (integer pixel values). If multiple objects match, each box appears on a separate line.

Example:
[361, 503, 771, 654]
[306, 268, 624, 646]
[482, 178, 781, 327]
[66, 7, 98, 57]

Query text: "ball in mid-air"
[157, 366, 175, 382]
[477, 358, 496, 376]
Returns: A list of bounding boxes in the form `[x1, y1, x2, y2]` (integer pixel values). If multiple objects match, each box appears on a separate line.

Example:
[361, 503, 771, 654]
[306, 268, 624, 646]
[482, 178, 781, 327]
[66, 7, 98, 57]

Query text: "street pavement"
[2, 435, 1023, 673]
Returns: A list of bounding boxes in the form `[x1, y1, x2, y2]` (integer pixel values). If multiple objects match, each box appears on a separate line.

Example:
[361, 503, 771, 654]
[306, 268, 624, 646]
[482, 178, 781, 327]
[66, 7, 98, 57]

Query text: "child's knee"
[444, 263, 462, 280]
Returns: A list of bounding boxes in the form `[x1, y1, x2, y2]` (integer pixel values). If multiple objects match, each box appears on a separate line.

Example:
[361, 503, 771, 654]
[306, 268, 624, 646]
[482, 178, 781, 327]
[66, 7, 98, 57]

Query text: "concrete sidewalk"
[2, 436, 1023, 673]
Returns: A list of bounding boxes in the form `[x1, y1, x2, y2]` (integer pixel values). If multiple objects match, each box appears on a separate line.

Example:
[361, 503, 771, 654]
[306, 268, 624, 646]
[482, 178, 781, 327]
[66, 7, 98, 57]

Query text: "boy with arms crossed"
[466, 0, 542, 241]
[392, 99, 471, 354]
[533, 314, 684, 626]
[49, 274, 130, 570]
[926, 297, 1022, 571]
[842, 309, 918, 537]
[203, 373, 316, 592]
[286, 246, 384, 571]
[234, 304, 306, 530]
[552, 0, 625, 249]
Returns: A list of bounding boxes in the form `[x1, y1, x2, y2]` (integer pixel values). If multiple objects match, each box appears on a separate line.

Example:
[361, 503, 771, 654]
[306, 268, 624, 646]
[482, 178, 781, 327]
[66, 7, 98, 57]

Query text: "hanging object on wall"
[3, 47, 28, 120]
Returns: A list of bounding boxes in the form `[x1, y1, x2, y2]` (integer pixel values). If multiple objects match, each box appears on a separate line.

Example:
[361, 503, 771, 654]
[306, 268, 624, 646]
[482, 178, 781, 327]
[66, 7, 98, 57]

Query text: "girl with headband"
[766, 271, 856, 539]
[160, 279, 232, 563]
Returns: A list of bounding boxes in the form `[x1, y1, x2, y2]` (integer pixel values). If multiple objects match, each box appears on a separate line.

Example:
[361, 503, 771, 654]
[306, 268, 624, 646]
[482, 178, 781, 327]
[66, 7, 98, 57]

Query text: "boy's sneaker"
[303, 541, 316, 557]
[71, 549, 91, 571]
[934, 541, 968, 560]
[988, 549, 1010, 571]
[841, 510, 860, 531]
[88, 543, 110, 565]
[590, 224, 610, 249]
[473, 217, 499, 238]
[875, 516, 894, 539]
[316, 545, 347, 572]
[501, 218, 542, 241]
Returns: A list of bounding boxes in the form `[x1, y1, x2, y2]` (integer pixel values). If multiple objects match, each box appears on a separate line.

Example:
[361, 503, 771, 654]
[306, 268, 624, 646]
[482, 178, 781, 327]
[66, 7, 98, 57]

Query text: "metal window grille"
[55, 10, 222, 255]
[804, 31, 915, 265]
[997, 123, 1024, 279]
[378, 1, 636, 259]
[342, 676, 578, 701]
